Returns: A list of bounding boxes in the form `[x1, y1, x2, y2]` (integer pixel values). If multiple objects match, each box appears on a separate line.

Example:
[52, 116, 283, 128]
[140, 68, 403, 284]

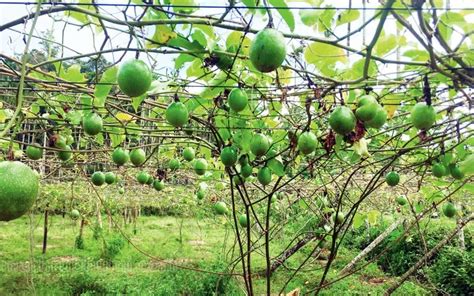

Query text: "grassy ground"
[0, 214, 429, 295]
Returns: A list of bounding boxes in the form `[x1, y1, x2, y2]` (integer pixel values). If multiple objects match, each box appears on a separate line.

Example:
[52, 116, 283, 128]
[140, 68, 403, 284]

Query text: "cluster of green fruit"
[394, 195, 457, 218]
[27, 134, 75, 162]
[329, 95, 387, 136]
[220, 129, 319, 188]
[213, 200, 248, 227]
[327, 94, 437, 138]
[136, 171, 165, 192]
[431, 162, 464, 180]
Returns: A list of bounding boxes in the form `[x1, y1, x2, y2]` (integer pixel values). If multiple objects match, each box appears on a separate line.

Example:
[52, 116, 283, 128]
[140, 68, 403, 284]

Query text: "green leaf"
[175, 54, 195, 69]
[94, 66, 117, 107]
[192, 29, 207, 47]
[268, 158, 285, 177]
[299, 10, 319, 26]
[167, 34, 205, 52]
[132, 95, 146, 112]
[438, 12, 465, 41]
[353, 212, 366, 229]
[66, 110, 83, 126]
[375, 33, 406, 57]
[318, 7, 335, 32]
[241, 0, 258, 12]
[439, 153, 453, 167]
[336, 10, 360, 26]
[304, 42, 347, 76]
[367, 210, 380, 226]
[60, 64, 86, 83]
[68, 0, 93, 24]
[218, 128, 231, 142]
[109, 127, 125, 147]
[403, 49, 429, 62]
[233, 130, 252, 153]
[170, 0, 198, 14]
[268, 0, 295, 31]
[343, 58, 377, 80]
[81, 95, 93, 113]
[459, 154, 474, 176]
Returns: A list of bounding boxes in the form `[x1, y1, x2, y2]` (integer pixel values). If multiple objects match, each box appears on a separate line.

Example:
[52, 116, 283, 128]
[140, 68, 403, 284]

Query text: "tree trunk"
[340, 219, 404, 275]
[384, 214, 473, 295]
[42, 208, 49, 254]
[457, 217, 465, 250]
[79, 218, 85, 238]
[96, 200, 103, 229]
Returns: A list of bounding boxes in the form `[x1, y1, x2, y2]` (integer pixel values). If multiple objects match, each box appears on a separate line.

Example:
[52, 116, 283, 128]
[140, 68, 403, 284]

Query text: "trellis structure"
[0, 1, 473, 295]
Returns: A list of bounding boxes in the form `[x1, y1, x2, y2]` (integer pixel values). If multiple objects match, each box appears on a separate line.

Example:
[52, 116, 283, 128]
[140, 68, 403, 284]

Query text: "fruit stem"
[423, 75, 432, 106]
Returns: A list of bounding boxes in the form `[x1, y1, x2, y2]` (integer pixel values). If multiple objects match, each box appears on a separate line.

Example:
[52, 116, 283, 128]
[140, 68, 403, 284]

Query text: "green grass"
[0, 214, 428, 295]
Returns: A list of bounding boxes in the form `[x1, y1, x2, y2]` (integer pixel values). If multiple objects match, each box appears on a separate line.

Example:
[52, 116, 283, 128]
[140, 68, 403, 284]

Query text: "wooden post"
[42, 206, 49, 254]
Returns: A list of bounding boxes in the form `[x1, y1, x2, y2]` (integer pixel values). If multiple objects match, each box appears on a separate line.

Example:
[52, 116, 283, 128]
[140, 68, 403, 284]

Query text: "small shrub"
[74, 235, 84, 250]
[426, 247, 474, 295]
[99, 235, 126, 266]
[157, 260, 241, 295]
[343, 219, 473, 276]
[92, 223, 102, 240]
[61, 271, 107, 295]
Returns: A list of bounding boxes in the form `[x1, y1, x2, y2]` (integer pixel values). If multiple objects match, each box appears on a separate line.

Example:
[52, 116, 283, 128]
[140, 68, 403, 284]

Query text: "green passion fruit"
[364, 105, 387, 129]
[385, 171, 400, 186]
[442, 202, 457, 218]
[26, 145, 43, 160]
[82, 112, 103, 136]
[228, 88, 249, 112]
[66, 135, 74, 145]
[329, 106, 356, 135]
[153, 179, 165, 191]
[70, 209, 80, 220]
[196, 189, 206, 200]
[432, 163, 447, 178]
[169, 158, 181, 170]
[410, 102, 436, 130]
[91, 172, 106, 186]
[147, 175, 154, 185]
[355, 98, 378, 122]
[130, 148, 146, 167]
[240, 164, 253, 178]
[117, 59, 152, 97]
[220, 146, 238, 167]
[194, 158, 208, 175]
[297, 131, 318, 155]
[136, 171, 150, 184]
[449, 164, 464, 180]
[57, 145, 73, 161]
[233, 175, 245, 186]
[182, 147, 195, 162]
[239, 214, 248, 227]
[333, 212, 345, 225]
[257, 166, 272, 186]
[0, 161, 39, 221]
[112, 147, 129, 166]
[395, 195, 408, 206]
[104, 172, 116, 184]
[214, 201, 228, 215]
[250, 133, 270, 157]
[249, 28, 287, 73]
[165, 102, 189, 128]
